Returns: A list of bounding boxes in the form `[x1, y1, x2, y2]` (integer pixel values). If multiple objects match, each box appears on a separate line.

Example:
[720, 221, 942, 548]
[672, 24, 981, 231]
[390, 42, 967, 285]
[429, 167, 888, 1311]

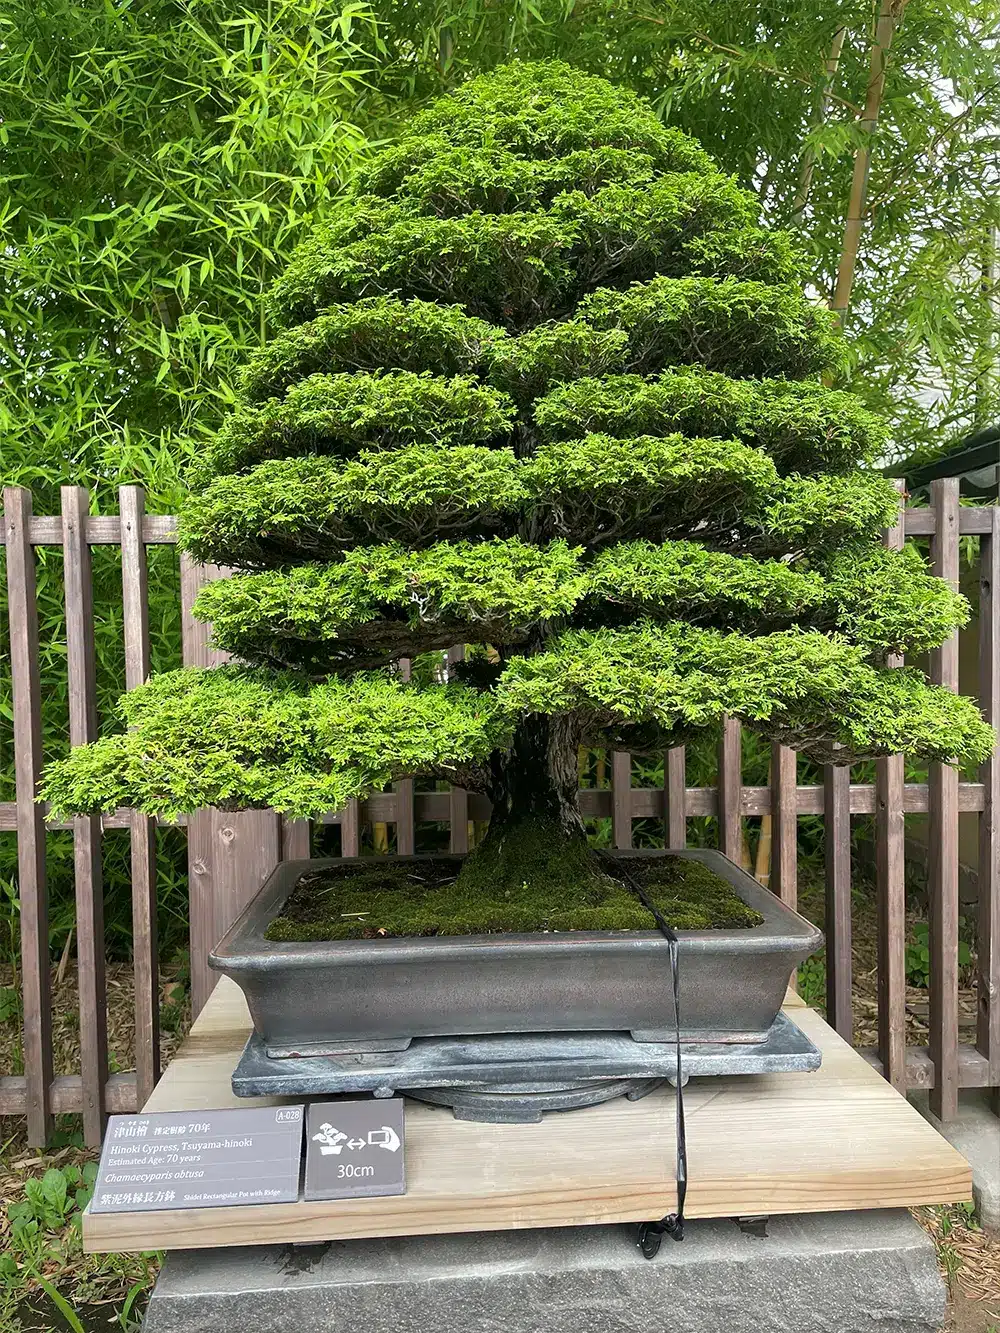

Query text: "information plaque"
[304, 1098, 406, 1201]
[89, 1106, 304, 1213]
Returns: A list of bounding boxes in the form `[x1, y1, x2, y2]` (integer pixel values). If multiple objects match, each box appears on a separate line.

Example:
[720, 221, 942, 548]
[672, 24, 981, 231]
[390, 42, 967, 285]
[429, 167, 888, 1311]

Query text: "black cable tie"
[599, 855, 687, 1258]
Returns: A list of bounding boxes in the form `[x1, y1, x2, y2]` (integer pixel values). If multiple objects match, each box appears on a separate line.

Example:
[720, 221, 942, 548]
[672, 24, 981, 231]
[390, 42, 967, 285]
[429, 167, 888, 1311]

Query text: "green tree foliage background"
[1, 0, 998, 958]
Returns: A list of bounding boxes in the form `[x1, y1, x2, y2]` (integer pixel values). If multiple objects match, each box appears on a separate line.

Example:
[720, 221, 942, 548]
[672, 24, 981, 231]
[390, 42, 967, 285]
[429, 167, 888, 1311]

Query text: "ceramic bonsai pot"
[210, 848, 823, 1058]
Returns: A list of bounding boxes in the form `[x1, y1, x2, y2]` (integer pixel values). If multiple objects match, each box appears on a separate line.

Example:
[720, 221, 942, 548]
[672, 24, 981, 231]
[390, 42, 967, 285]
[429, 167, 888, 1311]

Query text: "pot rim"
[209, 847, 824, 973]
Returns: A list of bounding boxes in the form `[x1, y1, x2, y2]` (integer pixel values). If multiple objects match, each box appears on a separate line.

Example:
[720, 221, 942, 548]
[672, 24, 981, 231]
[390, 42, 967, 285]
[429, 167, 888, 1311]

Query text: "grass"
[0, 961, 191, 1331]
[0, 1135, 160, 1331]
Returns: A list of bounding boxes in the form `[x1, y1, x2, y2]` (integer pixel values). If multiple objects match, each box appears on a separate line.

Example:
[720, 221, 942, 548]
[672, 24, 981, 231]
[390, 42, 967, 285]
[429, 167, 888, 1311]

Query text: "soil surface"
[264, 853, 765, 941]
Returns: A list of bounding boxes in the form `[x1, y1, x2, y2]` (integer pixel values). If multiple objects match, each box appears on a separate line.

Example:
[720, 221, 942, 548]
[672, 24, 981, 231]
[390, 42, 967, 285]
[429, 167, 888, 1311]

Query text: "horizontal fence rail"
[0, 483, 998, 1145]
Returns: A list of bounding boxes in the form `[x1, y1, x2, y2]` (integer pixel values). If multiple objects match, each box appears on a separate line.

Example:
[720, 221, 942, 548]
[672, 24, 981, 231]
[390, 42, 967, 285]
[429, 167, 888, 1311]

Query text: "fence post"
[824, 759, 853, 1040]
[928, 478, 960, 1119]
[876, 480, 907, 1091]
[612, 752, 633, 849]
[3, 487, 53, 1145]
[977, 507, 1000, 1098]
[771, 742, 797, 910]
[120, 485, 160, 1107]
[61, 486, 108, 1147]
[664, 747, 686, 849]
[179, 553, 282, 1017]
[718, 717, 743, 862]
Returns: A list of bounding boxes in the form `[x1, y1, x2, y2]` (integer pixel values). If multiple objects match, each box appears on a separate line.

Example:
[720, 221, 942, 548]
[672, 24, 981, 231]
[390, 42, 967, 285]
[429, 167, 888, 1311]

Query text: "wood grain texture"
[445, 648, 469, 853]
[81, 977, 972, 1254]
[612, 751, 633, 849]
[664, 747, 686, 849]
[928, 479, 960, 1120]
[120, 486, 160, 1107]
[824, 762, 853, 1041]
[281, 818, 311, 861]
[394, 659, 416, 855]
[180, 555, 283, 1014]
[876, 481, 907, 1092]
[978, 507, 1000, 1082]
[717, 718, 742, 862]
[771, 743, 797, 910]
[4, 487, 53, 1145]
[61, 487, 109, 1147]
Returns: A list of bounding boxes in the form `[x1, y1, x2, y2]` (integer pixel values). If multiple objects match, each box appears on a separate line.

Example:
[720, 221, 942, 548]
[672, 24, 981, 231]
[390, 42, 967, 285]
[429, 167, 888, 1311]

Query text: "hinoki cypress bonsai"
[45, 61, 994, 909]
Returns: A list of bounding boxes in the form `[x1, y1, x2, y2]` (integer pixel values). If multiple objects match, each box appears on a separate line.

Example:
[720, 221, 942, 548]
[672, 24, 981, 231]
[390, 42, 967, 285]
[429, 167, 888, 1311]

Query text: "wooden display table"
[83, 977, 971, 1253]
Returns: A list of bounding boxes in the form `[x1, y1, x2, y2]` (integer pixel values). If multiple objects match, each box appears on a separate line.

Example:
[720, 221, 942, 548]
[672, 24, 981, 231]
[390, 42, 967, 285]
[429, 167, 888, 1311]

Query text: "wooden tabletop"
[83, 977, 972, 1253]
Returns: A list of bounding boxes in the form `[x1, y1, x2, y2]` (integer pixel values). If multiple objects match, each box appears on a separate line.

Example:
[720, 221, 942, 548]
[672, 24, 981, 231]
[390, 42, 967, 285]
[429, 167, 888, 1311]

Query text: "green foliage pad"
[43, 60, 995, 874]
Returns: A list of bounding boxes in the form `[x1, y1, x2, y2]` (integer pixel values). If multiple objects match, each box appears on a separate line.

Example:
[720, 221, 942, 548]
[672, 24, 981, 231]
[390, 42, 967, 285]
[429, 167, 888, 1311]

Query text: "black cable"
[600, 853, 687, 1256]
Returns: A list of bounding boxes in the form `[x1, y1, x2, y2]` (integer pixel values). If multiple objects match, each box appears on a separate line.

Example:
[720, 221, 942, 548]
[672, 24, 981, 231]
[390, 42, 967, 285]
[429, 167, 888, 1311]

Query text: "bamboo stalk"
[791, 26, 847, 224]
[831, 0, 911, 322]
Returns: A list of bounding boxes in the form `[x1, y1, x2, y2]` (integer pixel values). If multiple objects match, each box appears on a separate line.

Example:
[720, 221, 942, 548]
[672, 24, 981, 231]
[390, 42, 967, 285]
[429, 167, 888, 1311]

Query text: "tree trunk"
[454, 713, 609, 895]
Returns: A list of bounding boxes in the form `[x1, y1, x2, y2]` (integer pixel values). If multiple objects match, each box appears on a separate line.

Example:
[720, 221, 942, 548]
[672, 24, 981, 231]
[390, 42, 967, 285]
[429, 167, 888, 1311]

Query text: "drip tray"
[232, 1013, 821, 1122]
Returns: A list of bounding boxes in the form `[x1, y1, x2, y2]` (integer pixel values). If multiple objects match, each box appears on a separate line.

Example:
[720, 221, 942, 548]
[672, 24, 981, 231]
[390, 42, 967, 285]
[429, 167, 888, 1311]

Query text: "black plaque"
[305, 1098, 406, 1201]
[89, 1106, 304, 1212]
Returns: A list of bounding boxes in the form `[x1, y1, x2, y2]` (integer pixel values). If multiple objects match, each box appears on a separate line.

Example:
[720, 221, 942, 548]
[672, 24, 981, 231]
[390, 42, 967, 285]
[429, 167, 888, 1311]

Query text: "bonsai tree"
[45, 61, 994, 900]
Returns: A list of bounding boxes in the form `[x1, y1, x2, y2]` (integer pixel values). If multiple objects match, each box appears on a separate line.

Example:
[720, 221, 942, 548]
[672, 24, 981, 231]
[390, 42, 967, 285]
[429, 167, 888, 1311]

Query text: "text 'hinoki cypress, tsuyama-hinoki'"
[44, 61, 995, 890]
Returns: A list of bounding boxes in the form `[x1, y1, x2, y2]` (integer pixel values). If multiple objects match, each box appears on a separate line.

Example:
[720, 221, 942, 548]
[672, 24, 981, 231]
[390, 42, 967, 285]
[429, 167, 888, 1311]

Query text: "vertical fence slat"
[4, 487, 53, 1145]
[446, 647, 469, 853]
[612, 751, 633, 849]
[771, 743, 797, 910]
[281, 817, 311, 860]
[824, 762, 853, 1039]
[119, 486, 160, 1109]
[876, 480, 907, 1092]
[340, 800, 361, 857]
[180, 553, 283, 1013]
[394, 658, 416, 855]
[977, 507, 1000, 1086]
[61, 487, 108, 1146]
[928, 478, 961, 1119]
[180, 552, 224, 1016]
[664, 747, 686, 849]
[718, 717, 742, 862]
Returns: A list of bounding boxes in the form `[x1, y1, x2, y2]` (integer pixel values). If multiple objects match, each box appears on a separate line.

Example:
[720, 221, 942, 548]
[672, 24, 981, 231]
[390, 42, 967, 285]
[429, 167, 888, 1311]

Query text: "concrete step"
[142, 1209, 946, 1333]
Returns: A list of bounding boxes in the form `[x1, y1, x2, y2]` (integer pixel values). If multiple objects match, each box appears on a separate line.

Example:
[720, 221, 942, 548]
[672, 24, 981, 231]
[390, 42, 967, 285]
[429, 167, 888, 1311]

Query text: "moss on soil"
[264, 853, 764, 941]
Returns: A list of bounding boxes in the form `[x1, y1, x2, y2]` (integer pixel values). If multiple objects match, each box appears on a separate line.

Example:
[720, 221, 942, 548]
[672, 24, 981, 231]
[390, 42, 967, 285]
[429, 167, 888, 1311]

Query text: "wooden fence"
[1, 481, 997, 1147]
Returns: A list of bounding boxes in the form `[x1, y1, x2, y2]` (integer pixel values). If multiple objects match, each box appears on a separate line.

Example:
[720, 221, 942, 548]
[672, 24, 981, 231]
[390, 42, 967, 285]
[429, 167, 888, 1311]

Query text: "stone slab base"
[911, 1089, 1000, 1233]
[142, 1209, 945, 1333]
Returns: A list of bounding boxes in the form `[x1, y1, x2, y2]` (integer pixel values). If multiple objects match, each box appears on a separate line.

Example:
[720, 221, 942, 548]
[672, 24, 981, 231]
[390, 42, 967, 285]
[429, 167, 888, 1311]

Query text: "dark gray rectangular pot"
[210, 848, 823, 1057]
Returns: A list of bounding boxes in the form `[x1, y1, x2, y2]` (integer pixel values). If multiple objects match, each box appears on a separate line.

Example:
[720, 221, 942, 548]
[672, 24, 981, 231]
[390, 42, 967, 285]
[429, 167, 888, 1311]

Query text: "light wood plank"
[82, 977, 971, 1254]
[62, 487, 109, 1147]
[4, 487, 53, 1145]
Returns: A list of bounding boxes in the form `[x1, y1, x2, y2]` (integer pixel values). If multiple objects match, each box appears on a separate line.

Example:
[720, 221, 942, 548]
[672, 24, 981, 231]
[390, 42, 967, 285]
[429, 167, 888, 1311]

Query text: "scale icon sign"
[312, 1123, 401, 1156]
[304, 1099, 406, 1200]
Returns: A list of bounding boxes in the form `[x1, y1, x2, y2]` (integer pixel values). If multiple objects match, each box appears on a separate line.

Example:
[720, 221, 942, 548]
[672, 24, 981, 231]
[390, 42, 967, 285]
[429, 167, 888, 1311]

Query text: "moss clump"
[264, 852, 764, 942]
